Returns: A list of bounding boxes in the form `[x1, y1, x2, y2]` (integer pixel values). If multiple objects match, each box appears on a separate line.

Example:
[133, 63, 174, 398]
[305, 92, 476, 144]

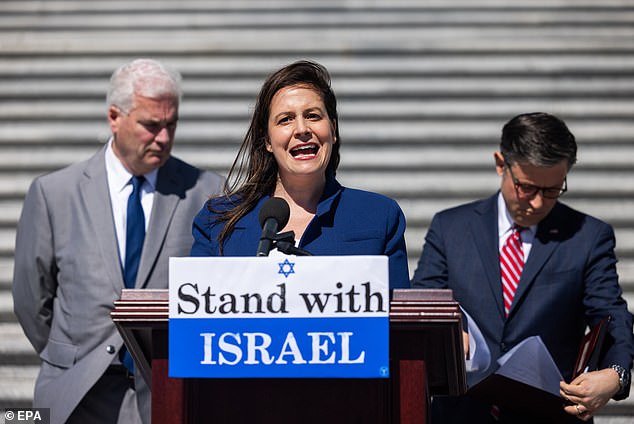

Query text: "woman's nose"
[294, 118, 311, 139]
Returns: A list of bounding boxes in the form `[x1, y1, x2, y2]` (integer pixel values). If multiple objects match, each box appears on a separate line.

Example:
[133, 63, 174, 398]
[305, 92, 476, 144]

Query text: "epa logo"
[4, 408, 50, 423]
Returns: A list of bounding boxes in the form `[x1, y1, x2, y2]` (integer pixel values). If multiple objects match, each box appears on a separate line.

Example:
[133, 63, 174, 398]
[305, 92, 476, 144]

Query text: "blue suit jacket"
[411, 194, 633, 421]
[191, 178, 410, 289]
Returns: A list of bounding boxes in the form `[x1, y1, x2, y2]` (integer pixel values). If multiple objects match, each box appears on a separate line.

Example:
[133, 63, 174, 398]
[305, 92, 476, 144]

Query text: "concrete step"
[597, 395, 634, 417]
[0, 366, 37, 409]
[3, 98, 634, 121]
[2, 4, 633, 30]
[0, 290, 16, 322]
[0, 258, 13, 290]
[0, 4, 634, 34]
[0, 173, 34, 199]
[2, 55, 634, 78]
[0, 200, 23, 226]
[1, 30, 633, 56]
[3, 76, 634, 101]
[0, 229, 16, 256]
[596, 417, 634, 424]
[1, 0, 632, 13]
[0, 323, 37, 366]
[1, 9, 634, 30]
[3, 120, 634, 146]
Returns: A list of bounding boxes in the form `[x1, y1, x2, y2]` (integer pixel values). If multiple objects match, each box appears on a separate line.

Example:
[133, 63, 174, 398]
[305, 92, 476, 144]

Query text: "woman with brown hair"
[191, 60, 409, 289]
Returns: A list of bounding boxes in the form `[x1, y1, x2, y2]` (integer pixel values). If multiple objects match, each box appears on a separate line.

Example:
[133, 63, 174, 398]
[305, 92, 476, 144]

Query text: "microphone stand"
[268, 230, 313, 256]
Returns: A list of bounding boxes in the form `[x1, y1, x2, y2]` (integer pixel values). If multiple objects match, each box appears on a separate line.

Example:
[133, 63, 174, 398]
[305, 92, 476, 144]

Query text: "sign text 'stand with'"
[168, 256, 390, 378]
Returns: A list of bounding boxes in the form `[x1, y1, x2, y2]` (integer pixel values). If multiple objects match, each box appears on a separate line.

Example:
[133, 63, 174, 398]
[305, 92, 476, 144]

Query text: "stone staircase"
[0, 0, 633, 420]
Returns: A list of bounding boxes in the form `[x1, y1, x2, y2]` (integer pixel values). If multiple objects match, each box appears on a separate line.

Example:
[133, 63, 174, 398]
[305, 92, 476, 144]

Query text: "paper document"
[462, 309, 491, 387]
[464, 318, 609, 420]
[467, 335, 568, 419]
[495, 336, 563, 397]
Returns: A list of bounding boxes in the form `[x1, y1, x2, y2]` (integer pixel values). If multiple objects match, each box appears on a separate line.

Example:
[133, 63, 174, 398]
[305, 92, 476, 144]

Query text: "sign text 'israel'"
[168, 256, 389, 378]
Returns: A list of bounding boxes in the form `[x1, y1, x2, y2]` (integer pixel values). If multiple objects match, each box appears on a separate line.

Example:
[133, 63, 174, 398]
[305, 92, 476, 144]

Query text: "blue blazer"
[412, 194, 633, 397]
[191, 178, 410, 289]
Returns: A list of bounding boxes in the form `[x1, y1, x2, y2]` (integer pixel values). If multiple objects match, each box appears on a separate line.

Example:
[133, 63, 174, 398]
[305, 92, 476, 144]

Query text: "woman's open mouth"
[290, 143, 319, 158]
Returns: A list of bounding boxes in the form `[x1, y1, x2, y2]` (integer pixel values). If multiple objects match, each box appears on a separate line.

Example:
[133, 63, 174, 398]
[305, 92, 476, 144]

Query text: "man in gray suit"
[12, 59, 224, 424]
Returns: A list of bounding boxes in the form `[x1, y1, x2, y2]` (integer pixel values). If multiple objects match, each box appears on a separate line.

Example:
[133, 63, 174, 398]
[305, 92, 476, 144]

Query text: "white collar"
[105, 138, 158, 192]
[497, 192, 536, 236]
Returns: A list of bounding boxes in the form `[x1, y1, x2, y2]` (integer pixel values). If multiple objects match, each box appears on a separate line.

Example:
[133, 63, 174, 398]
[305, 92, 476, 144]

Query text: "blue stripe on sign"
[169, 317, 389, 378]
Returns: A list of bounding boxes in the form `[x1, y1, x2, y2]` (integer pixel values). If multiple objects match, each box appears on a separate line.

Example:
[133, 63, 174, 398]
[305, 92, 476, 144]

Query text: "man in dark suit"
[12, 59, 224, 424]
[411, 112, 633, 423]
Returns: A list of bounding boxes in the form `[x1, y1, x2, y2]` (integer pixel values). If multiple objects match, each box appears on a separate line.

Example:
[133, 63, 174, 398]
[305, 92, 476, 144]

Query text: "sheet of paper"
[496, 335, 563, 397]
[463, 308, 491, 387]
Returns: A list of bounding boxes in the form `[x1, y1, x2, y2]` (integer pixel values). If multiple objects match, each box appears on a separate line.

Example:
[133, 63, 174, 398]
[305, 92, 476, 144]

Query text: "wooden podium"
[112, 288, 466, 423]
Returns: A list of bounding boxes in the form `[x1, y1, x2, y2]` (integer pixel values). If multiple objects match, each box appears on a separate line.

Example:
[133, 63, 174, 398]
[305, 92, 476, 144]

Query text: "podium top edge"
[120, 288, 168, 301]
[392, 288, 455, 302]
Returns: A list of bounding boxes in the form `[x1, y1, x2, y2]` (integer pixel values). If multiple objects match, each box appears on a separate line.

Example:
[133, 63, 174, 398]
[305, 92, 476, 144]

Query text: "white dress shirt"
[104, 139, 158, 268]
[497, 192, 536, 260]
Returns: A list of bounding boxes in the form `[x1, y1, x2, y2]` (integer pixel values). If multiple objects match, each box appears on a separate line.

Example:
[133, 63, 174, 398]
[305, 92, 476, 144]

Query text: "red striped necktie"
[500, 226, 524, 316]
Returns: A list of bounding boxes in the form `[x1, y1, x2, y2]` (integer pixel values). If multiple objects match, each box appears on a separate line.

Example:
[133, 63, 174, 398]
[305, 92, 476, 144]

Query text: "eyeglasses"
[505, 162, 567, 199]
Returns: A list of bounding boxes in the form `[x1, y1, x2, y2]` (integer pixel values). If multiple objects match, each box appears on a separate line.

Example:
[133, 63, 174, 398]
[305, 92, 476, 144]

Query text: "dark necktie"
[121, 175, 145, 375]
[500, 226, 524, 316]
[124, 175, 145, 289]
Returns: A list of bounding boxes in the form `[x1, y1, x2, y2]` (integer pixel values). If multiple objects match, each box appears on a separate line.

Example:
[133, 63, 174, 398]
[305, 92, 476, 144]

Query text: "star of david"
[277, 258, 296, 278]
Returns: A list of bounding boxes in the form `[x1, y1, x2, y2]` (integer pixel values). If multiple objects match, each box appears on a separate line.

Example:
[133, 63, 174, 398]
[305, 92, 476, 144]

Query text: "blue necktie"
[121, 175, 145, 375]
[124, 175, 145, 289]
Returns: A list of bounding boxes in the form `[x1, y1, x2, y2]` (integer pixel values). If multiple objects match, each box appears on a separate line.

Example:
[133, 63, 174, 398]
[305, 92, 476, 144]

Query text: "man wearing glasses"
[411, 112, 633, 423]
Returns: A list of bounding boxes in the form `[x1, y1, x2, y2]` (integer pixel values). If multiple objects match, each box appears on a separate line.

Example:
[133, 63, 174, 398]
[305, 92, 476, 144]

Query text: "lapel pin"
[549, 229, 559, 234]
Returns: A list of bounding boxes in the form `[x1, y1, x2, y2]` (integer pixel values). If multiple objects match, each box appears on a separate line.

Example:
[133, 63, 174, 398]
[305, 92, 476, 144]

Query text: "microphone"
[256, 197, 290, 256]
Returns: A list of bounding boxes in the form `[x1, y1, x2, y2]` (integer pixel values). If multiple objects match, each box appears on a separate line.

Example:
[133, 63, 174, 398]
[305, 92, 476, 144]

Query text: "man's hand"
[463, 330, 469, 359]
[560, 368, 621, 421]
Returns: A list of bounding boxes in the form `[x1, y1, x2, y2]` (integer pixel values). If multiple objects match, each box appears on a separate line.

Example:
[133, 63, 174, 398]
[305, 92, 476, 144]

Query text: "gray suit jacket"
[12, 146, 224, 424]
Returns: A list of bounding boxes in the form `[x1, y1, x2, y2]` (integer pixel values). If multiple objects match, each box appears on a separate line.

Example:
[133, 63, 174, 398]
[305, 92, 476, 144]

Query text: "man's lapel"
[471, 195, 506, 318]
[509, 203, 563, 316]
[78, 147, 124, 289]
[136, 159, 182, 288]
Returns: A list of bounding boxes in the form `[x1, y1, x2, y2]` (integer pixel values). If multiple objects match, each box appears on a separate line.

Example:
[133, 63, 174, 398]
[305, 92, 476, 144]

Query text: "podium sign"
[168, 256, 389, 378]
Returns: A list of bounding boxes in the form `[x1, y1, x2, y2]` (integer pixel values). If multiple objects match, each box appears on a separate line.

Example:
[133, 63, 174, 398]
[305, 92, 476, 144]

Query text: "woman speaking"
[191, 60, 409, 289]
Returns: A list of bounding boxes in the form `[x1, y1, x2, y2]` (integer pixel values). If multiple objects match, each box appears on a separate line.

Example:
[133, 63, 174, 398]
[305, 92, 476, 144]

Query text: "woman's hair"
[213, 60, 341, 251]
